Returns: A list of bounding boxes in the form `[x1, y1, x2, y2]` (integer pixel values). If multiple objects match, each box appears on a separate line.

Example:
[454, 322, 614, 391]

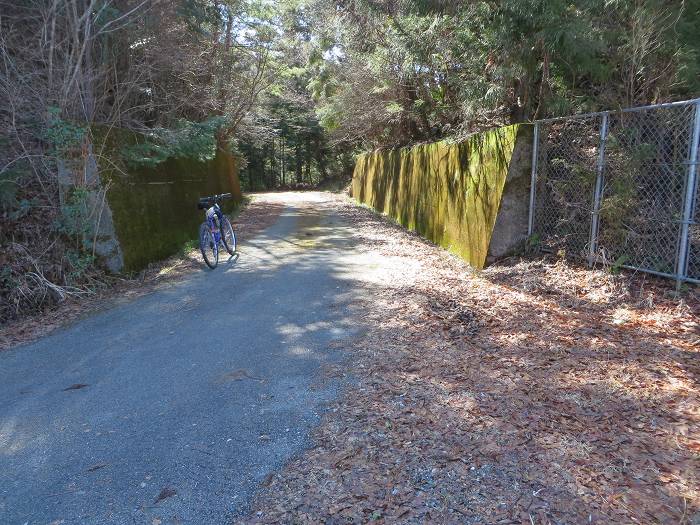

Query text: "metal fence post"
[588, 113, 609, 266]
[527, 122, 540, 236]
[676, 100, 700, 290]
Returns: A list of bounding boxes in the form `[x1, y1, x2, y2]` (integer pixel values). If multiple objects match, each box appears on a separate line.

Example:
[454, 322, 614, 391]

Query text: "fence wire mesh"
[533, 116, 600, 259]
[530, 99, 700, 284]
[689, 167, 700, 279]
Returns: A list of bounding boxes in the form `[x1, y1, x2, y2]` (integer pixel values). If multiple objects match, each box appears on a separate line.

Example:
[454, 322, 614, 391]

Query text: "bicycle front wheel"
[199, 222, 218, 269]
[221, 216, 237, 255]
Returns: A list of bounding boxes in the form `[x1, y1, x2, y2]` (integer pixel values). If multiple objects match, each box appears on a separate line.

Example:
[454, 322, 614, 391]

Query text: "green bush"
[55, 187, 94, 250]
[44, 107, 87, 154]
[120, 117, 228, 168]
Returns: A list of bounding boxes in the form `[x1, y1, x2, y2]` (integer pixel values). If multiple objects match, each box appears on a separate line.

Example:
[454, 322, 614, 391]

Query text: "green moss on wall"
[352, 124, 524, 269]
[94, 127, 242, 273]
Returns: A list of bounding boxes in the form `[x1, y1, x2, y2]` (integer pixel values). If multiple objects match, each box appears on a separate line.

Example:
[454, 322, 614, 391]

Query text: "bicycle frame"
[204, 204, 225, 247]
[198, 192, 235, 268]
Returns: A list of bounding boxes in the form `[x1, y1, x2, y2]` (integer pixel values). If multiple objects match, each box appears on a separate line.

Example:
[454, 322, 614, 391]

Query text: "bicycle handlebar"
[197, 193, 232, 209]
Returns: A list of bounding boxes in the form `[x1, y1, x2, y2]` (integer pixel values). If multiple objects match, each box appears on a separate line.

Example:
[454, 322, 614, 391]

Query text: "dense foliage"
[0, 0, 275, 320]
[1, 0, 698, 321]
[305, 0, 700, 148]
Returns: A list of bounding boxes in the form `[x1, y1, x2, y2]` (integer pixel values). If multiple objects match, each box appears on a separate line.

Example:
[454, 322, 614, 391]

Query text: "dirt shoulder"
[0, 194, 284, 351]
[242, 195, 699, 524]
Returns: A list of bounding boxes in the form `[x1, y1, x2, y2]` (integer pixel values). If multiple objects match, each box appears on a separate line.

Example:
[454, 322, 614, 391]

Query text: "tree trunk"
[281, 138, 285, 186]
[269, 138, 276, 188]
[304, 137, 312, 182]
[295, 142, 303, 184]
[315, 136, 328, 181]
[217, 8, 234, 115]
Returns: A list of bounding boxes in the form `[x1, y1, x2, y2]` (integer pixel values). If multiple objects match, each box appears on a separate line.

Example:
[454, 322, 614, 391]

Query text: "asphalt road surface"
[0, 193, 365, 525]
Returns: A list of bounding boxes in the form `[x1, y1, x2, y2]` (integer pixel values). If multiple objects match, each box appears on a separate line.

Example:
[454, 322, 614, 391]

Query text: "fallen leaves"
[62, 383, 89, 391]
[239, 195, 700, 524]
[154, 487, 177, 505]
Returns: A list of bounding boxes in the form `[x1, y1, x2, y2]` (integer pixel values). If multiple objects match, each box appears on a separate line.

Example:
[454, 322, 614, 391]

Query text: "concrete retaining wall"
[81, 129, 242, 273]
[351, 124, 532, 269]
[103, 151, 241, 273]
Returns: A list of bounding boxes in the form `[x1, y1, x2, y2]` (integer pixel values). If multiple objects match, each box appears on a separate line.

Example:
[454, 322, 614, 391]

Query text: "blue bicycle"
[197, 193, 237, 269]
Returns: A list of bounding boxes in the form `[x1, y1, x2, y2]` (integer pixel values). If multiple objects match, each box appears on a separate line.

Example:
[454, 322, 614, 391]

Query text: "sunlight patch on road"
[0, 418, 32, 456]
[288, 346, 311, 356]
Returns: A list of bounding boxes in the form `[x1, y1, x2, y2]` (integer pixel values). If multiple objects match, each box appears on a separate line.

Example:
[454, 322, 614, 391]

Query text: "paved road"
[0, 193, 364, 525]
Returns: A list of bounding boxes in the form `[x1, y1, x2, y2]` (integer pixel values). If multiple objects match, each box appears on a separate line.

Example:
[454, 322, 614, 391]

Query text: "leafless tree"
[0, 0, 273, 321]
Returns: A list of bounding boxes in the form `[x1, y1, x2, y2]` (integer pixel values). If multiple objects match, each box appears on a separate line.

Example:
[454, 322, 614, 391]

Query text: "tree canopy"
[304, 0, 699, 148]
[1, 0, 698, 319]
[3, 0, 697, 186]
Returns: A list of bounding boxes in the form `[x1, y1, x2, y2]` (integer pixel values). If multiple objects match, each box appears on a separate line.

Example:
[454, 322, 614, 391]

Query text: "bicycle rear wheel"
[221, 216, 237, 255]
[199, 222, 218, 269]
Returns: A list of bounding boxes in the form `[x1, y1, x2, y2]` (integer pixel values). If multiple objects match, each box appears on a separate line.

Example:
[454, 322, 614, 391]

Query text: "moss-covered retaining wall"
[351, 124, 532, 269]
[103, 151, 241, 272]
[89, 128, 242, 273]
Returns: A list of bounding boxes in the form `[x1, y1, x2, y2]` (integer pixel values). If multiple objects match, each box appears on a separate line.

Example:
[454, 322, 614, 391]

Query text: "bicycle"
[197, 193, 237, 269]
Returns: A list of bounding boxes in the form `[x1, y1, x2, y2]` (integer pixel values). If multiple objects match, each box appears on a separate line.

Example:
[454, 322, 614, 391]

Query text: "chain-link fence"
[528, 99, 700, 285]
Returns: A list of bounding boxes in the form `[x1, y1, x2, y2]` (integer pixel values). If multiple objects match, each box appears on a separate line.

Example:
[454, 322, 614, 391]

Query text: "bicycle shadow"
[220, 252, 240, 266]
